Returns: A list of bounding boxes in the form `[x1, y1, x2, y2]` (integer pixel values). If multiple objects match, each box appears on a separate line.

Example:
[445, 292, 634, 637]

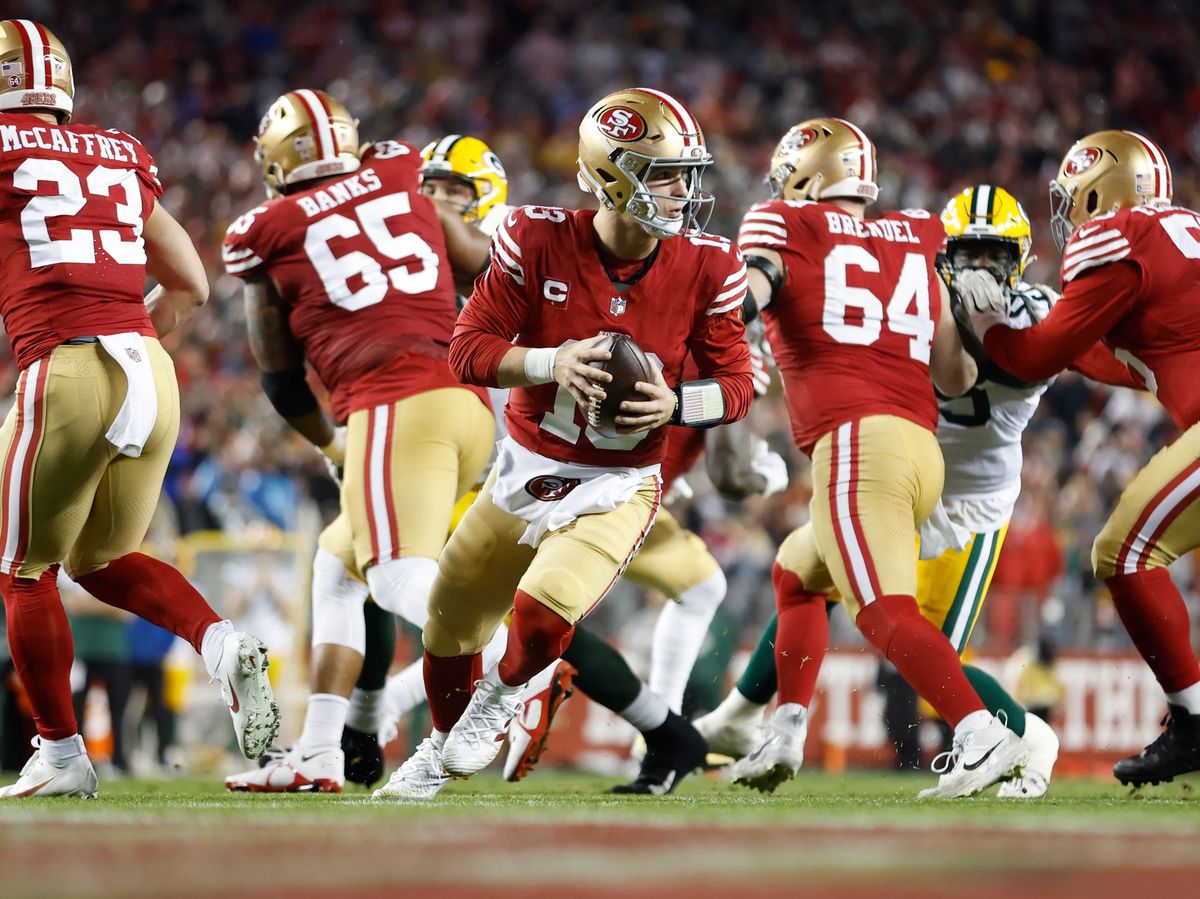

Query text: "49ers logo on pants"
[597, 106, 647, 142]
[525, 475, 581, 502]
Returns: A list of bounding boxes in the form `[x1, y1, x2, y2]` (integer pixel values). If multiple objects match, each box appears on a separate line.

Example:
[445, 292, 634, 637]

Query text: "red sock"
[1107, 568, 1200, 692]
[498, 590, 575, 687]
[423, 649, 482, 733]
[75, 552, 220, 654]
[0, 568, 78, 740]
[856, 594, 984, 728]
[773, 563, 829, 707]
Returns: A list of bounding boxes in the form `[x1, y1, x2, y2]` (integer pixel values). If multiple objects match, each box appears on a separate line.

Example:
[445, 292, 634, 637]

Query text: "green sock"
[562, 625, 642, 712]
[355, 601, 397, 691]
[736, 614, 779, 705]
[964, 664, 1026, 737]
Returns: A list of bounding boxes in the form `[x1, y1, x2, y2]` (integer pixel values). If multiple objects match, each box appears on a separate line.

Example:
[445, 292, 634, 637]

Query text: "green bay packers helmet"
[419, 135, 508, 225]
[941, 185, 1032, 288]
[577, 87, 714, 239]
[767, 118, 878, 204]
[1049, 130, 1172, 251]
[254, 89, 361, 198]
[0, 19, 74, 122]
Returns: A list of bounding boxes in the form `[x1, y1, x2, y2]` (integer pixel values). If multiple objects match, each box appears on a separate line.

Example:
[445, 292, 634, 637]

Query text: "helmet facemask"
[614, 150, 714, 239]
[1048, 179, 1080, 252]
[947, 236, 1021, 292]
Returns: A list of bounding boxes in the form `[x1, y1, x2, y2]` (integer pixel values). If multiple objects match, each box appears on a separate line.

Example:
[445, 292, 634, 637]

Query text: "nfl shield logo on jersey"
[610, 296, 627, 316]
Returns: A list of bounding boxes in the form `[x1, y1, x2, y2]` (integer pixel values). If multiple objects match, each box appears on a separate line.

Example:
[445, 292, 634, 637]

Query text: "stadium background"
[2, 0, 1199, 775]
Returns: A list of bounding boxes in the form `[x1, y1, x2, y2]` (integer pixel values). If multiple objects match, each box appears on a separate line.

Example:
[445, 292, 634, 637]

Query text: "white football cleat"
[0, 740, 98, 799]
[919, 713, 1030, 799]
[373, 737, 450, 801]
[442, 676, 524, 777]
[729, 703, 807, 794]
[215, 632, 280, 760]
[998, 713, 1059, 799]
[503, 660, 576, 782]
[694, 705, 765, 761]
[225, 746, 344, 793]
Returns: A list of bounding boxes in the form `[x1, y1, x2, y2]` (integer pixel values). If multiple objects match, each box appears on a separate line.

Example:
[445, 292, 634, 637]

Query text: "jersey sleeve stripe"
[224, 255, 264, 274]
[724, 267, 747, 286]
[222, 247, 258, 262]
[1063, 245, 1131, 282]
[740, 221, 787, 238]
[490, 244, 525, 286]
[709, 274, 748, 313]
[495, 222, 523, 259]
[1064, 236, 1130, 269]
[737, 228, 786, 247]
[1065, 229, 1125, 256]
[708, 293, 747, 315]
[744, 211, 786, 225]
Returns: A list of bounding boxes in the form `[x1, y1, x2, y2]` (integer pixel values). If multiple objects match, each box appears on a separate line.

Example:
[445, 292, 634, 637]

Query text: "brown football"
[587, 333, 656, 438]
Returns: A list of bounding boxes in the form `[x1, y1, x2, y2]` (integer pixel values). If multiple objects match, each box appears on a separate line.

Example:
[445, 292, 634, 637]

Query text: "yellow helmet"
[1049, 129, 1172, 250]
[419, 135, 508, 225]
[254, 89, 361, 198]
[940, 185, 1033, 289]
[0, 19, 74, 122]
[767, 117, 878, 204]
[577, 87, 714, 239]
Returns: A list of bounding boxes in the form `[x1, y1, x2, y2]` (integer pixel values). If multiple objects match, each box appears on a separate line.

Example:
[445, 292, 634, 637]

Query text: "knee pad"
[367, 556, 438, 628]
[677, 568, 726, 613]
[311, 548, 370, 652]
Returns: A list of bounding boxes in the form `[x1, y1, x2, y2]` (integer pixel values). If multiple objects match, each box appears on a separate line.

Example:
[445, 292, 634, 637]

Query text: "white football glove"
[750, 438, 789, 498]
[954, 268, 1008, 337]
[664, 475, 694, 504]
[1026, 283, 1060, 324]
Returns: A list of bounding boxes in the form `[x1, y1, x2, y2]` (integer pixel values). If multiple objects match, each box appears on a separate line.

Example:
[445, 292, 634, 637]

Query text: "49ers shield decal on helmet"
[1065, 147, 1102, 176]
[597, 106, 647, 142]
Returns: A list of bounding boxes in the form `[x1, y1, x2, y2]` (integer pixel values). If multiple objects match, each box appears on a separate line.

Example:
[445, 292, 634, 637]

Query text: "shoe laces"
[456, 680, 522, 748]
[932, 711, 1010, 774]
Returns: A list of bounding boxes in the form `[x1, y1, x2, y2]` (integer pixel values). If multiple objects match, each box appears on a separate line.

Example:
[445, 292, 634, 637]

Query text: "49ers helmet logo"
[597, 106, 647, 142]
[783, 128, 819, 153]
[1065, 147, 1102, 176]
[525, 475, 582, 502]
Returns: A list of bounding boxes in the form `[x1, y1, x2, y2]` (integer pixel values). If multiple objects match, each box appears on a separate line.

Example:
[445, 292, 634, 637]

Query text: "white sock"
[200, 619, 235, 679]
[365, 557, 437, 628]
[384, 659, 428, 719]
[620, 683, 670, 733]
[483, 664, 522, 695]
[297, 693, 350, 754]
[1167, 681, 1200, 715]
[649, 570, 726, 713]
[711, 687, 769, 724]
[955, 709, 993, 736]
[310, 548, 369, 652]
[346, 688, 383, 734]
[431, 729, 448, 749]
[40, 734, 86, 766]
[481, 623, 509, 673]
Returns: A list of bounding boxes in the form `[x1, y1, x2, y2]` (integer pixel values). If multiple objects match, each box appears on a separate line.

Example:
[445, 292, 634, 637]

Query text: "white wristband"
[523, 346, 559, 385]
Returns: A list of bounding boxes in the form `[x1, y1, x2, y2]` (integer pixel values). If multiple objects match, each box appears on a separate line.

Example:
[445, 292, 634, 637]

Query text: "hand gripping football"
[586, 333, 655, 438]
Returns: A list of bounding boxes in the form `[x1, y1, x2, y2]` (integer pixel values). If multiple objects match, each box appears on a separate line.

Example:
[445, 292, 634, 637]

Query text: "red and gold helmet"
[254, 89, 361, 198]
[0, 19, 74, 122]
[767, 117, 878, 204]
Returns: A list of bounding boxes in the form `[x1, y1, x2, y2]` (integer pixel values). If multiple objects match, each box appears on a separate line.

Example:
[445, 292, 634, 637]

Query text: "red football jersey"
[661, 426, 706, 493]
[450, 206, 754, 468]
[739, 199, 944, 454]
[223, 141, 470, 418]
[984, 205, 1200, 429]
[0, 113, 162, 369]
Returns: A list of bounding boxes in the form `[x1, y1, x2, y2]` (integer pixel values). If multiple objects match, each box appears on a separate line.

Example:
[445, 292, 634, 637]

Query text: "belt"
[64, 336, 99, 345]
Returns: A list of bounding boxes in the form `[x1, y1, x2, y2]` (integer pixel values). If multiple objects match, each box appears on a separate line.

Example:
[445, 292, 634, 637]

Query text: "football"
[586, 333, 656, 438]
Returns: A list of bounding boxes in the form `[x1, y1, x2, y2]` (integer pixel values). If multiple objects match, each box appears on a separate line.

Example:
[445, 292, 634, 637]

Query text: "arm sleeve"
[1070, 341, 1143, 389]
[982, 261, 1142, 383]
[448, 226, 530, 386]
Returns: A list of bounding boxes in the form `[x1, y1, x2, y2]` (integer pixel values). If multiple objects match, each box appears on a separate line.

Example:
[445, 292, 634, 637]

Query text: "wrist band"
[523, 346, 558, 384]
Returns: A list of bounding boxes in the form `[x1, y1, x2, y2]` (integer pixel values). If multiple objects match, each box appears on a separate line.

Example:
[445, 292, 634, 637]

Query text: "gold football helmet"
[767, 118, 878, 204]
[0, 19, 74, 122]
[420, 135, 508, 225]
[941, 185, 1032, 288]
[254, 89, 361, 198]
[1049, 130, 1173, 250]
[577, 87, 714, 239]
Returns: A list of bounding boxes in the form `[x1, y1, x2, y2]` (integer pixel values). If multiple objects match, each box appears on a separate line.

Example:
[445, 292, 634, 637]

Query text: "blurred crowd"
[4, 0, 1199, 654]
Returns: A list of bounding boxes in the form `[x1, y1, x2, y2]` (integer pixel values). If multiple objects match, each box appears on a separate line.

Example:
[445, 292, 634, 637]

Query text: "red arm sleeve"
[1070, 341, 1143, 389]
[688, 309, 755, 424]
[448, 257, 529, 387]
[982, 261, 1141, 383]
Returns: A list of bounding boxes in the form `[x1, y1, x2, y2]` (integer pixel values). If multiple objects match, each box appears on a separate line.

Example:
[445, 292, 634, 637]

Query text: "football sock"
[366, 556, 437, 628]
[298, 693, 350, 753]
[774, 564, 829, 708]
[481, 622, 510, 673]
[706, 686, 767, 728]
[497, 590, 574, 687]
[356, 600, 396, 691]
[736, 613, 780, 704]
[649, 570, 726, 713]
[346, 688, 384, 734]
[76, 552, 220, 654]
[1106, 568, 1200, 693]
[963, 664, 1026, 737]
[200, 620, 235, 679]
[562, 625, 642, 712]
[620, 683, 671, 733]
[310, 547, 369, 653]
[0, 568, 78, 741]
[384, 659, 428, 719]
[1166, 681, 1200, 716]
[40, 733, 87, 766]
[856, 594, 985, 728]
[423, 650, 481, 734]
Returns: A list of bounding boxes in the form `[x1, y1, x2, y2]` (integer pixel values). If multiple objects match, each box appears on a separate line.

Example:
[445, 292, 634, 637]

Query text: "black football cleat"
[611, 712, 708, 796]
[1113, 704, 1200, 786]
[342, 725, 384, 787]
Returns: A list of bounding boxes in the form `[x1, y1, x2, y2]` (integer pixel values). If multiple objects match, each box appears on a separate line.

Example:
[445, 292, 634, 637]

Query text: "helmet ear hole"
[1086, 190, 1100, 214]
[794, 177, 810, 194]
[596, 168, 618, 185]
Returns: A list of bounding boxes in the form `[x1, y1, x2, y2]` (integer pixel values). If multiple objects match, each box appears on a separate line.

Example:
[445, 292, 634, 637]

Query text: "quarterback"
[962, 130, 1200, 786]
[375, 87, 754, 800]
[0, 20, 278, 798]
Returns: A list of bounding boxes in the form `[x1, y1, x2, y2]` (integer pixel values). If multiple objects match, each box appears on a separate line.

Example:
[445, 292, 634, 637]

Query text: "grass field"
[2, 769, 1199, 898]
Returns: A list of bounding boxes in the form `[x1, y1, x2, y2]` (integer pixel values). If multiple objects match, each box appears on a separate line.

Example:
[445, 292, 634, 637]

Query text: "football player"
[0, 20, 278, 798]
[960, 130, 1200, 787]
[221, 96, 498, 791]
[725, 119, 1031, 799]
[704, 185, 1062, 798]
[374, 87, 754, 800]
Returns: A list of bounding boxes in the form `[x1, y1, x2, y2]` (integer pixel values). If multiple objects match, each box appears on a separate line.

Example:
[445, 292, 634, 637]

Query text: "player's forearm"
[258, 367, 335, 449]
[144, 283, 206, 338]
[1070, 342, 1143, 389]
[448, 327, 528, 387]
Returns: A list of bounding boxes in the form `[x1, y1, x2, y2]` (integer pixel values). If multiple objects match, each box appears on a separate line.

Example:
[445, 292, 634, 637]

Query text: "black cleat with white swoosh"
[611, 712, 708, 796]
